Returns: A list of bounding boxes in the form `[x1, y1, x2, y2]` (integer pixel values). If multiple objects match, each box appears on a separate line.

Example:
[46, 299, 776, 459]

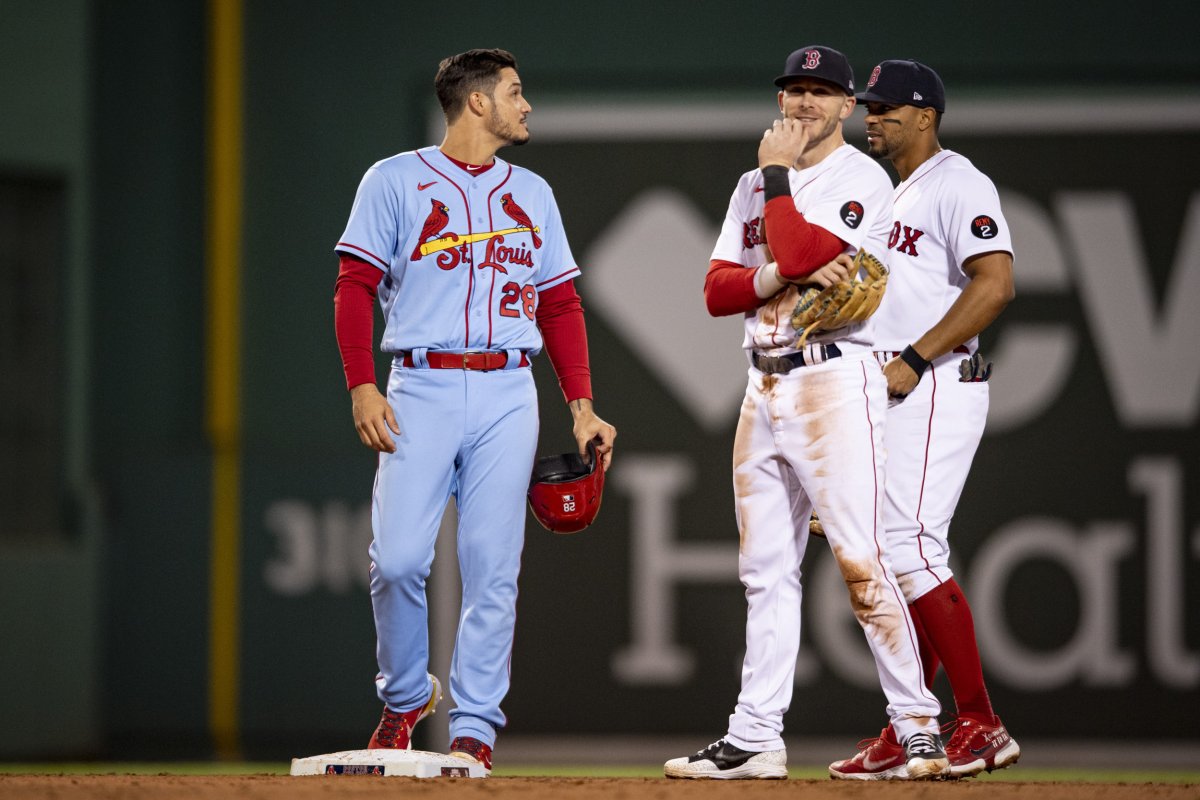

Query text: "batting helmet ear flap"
[527, 440, 605, 534]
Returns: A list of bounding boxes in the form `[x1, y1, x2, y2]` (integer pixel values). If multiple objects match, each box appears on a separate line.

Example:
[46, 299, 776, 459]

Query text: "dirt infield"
[2, 775, 1196, 799]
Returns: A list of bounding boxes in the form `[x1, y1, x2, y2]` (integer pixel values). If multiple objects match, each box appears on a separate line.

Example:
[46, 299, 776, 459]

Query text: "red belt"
[401, 350, 529, 370]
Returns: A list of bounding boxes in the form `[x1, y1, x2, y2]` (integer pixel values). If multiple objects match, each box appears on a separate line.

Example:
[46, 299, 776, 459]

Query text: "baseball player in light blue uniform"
[332, 48, 615, 770]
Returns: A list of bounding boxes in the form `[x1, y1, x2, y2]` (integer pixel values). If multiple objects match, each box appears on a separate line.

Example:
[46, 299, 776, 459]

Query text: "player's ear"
[840, 95, 856, 120]
[777, 90, 785, 116]
[467, 91, 487, 117]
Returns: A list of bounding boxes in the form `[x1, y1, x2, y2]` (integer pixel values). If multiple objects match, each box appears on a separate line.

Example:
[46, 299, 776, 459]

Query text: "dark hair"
[434, 48, 519, 122]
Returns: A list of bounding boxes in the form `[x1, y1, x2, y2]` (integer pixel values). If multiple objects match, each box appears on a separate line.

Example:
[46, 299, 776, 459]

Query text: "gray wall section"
[0, 0, 1197, 759]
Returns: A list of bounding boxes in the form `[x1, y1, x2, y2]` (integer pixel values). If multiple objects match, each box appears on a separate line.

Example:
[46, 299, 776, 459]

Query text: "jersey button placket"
[468, 190, 492, 346]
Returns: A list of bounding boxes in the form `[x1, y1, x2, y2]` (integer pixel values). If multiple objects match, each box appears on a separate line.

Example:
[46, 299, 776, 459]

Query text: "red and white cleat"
[367, 674, 442, 750]
[829, 728, 949, 780]
[945, 716, 1020, 778]
[449, 736, 493, 775]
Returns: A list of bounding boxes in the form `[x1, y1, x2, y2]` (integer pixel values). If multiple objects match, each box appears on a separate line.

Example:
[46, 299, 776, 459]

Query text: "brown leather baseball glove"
[790, 248, 889, 349]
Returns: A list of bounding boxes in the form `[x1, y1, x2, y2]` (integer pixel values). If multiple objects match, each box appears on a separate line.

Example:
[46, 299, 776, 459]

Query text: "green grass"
[0, 763, 1196, 783]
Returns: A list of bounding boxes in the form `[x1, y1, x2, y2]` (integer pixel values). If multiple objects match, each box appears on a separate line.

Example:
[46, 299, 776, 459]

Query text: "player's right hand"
[882, 356, 920, 400]
[802, 253, 854, 288]
[350, 383, 400, 453]
[758, 118, 811, 170]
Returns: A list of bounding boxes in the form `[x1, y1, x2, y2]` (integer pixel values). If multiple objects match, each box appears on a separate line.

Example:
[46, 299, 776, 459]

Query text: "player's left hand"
[758, 118, 810, 170]
[569, 398, 616, 471]
[882, 356, 920, 401]
[802, 254, 854, 288]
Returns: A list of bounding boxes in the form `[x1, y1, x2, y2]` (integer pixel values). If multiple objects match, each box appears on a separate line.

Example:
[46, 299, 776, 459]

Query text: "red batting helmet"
[527, 440, 605, 534]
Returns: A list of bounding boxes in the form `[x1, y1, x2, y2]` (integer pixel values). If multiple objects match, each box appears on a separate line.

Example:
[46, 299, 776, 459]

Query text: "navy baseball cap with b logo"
[856, 59, 946, 113]
[774, 45, 855, 95]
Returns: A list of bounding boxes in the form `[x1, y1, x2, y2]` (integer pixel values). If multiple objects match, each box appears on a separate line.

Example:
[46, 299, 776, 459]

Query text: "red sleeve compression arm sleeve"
[704, 259, 761, 316]
[761, 165, 846, 279]
[333, 253, 384, 390]
[535, 279, 592, 403]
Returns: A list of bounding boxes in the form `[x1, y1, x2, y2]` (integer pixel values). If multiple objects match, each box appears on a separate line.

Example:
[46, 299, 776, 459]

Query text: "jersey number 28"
[499, 282, 537, 319]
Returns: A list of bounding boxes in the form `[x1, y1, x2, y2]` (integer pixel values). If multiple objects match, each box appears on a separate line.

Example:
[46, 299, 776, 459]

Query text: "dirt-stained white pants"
[725, 352, 942, 751]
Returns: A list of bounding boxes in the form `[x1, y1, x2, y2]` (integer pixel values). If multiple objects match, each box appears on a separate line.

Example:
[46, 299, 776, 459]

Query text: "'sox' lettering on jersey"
[970, 214, 1000, 239]
[478, 234, 534, 273]
[887, 221, 925, 256]
[743, 216, 766, 249]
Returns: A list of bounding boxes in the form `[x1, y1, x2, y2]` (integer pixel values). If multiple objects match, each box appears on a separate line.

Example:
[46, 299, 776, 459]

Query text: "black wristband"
[761, 165, 791, 201]
[900, 345, 931, 377]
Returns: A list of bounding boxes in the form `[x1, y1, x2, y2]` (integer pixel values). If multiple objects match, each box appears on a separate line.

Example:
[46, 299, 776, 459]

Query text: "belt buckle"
[756, 354, 793, 375]
[463, 350, 504, 371]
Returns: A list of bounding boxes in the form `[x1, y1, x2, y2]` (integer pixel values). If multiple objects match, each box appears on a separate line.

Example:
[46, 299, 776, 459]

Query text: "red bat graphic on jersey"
[500, 193, 542, 249]
[411, 199, 451, 260]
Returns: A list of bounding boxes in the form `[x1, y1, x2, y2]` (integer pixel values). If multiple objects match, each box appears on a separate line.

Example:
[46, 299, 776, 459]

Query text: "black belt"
[752, 343, 841, 375]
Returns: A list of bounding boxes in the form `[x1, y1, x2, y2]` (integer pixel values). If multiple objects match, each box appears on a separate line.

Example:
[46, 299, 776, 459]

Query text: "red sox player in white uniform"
[828, 60, 1019, 780]
[664, 45, 947, 781]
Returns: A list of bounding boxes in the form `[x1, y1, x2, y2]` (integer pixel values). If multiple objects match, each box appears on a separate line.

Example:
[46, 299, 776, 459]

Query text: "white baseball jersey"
[712, 143, 894, 353]
[871, 149, 1013, 352]
[336, 145, 579, 355]
[716, 143, 942, 752]
[873, 149, 1014, 603]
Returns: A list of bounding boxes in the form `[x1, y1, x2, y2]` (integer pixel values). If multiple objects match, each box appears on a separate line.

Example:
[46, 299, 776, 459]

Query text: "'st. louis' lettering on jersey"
[336, 145, 578, 354]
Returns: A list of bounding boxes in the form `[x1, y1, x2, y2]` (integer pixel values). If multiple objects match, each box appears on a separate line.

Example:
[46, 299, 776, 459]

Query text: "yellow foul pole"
[206, 0, 243, 760]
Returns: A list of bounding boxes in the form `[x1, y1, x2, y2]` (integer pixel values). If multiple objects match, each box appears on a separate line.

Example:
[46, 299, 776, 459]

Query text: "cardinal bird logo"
[411, 199, 451, 260]
[500, 193, 542, 249]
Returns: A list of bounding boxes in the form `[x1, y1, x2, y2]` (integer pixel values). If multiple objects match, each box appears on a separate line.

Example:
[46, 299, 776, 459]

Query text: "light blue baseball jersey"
[336, 145, 579, 354]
